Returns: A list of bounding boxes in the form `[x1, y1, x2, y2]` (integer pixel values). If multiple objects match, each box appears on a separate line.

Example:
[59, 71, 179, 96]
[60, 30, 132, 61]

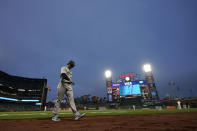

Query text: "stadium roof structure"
[0, 70, 47, 90]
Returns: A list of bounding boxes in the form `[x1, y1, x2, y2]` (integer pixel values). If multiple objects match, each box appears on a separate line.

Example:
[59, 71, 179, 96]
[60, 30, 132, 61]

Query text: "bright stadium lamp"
[125, 77, 130, 81]
[143, 64, 152, 73]
[105, 70, 112, 78]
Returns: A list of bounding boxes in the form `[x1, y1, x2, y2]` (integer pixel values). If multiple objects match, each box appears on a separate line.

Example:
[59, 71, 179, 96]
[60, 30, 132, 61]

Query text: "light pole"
[105, 70, 112, 87]
[105, 70, 112, 79]
[105, 70, 112, 102]
[143, 64, 152, 74]
[143, 63, 153, 82]
[142, 63, 159, 101]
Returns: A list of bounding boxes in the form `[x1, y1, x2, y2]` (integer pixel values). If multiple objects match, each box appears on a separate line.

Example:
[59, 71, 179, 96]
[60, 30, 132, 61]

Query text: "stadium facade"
[0, 70, 48, 111]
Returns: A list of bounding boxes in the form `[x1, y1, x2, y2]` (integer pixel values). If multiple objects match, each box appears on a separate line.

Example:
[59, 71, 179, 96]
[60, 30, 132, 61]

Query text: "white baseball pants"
[53, 81, 79, 117]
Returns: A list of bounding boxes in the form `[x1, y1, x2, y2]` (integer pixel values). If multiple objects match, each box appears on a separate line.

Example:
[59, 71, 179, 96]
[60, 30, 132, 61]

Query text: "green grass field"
[0, 108, 197, 120]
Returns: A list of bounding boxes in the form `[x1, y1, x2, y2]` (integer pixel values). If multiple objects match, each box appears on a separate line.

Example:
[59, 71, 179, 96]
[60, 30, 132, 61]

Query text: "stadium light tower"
[105, 70, 113, 102]
[142, 63, 159, 101]
[143, 64, 152, 73]
[105, 70, 112, 78]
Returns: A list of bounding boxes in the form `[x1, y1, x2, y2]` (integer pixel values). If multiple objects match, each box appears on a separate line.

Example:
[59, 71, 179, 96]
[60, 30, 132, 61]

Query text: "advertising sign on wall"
[108, 93, 113, 102]
[107, 87, 112, 94]
[112, 80, 147, 87]
[106, 81, 112, 87]
[146, 76, 154, 83]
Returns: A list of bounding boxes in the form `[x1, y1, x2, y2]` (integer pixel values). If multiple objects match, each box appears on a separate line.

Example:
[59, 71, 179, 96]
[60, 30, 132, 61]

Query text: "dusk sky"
[0, 0, 197, 101]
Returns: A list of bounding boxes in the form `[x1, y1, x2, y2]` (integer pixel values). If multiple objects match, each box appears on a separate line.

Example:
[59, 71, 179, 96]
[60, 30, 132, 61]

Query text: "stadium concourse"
[0, 70, 48, 111]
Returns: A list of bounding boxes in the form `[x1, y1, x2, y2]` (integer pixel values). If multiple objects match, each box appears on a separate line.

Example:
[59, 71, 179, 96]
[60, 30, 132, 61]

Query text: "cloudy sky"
[0, 0, 197, 101]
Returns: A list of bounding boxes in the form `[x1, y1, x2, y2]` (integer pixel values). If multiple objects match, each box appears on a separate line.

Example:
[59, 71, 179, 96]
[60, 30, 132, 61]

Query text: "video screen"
[119, 84, 141, 95]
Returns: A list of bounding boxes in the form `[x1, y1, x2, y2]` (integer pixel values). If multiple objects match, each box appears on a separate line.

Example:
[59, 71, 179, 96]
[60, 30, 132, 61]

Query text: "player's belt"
[61, 78, 72, 84]
[62, 80, 72, 84]
[64, 82, 72, 84]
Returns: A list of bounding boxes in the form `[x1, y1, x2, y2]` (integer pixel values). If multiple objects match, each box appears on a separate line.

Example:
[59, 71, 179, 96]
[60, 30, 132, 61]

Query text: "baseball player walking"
[52, 60, 85, 121]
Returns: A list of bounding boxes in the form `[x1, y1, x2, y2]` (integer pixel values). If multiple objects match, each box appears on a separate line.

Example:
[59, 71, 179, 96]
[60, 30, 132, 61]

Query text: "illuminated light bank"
[35, 103, 42, 105]
[21, 99, 39, 102]
[0, 96, 18, 101]
[0, 97, 40, 102]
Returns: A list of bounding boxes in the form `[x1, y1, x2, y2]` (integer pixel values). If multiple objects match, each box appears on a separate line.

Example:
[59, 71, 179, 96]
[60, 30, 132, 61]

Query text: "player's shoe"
[75, 113, 86, 120]
[52, 116, 61, 122]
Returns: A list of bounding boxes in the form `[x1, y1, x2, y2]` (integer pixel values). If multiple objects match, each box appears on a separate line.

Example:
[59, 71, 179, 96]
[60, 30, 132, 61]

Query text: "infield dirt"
[0, 112, 197, 131]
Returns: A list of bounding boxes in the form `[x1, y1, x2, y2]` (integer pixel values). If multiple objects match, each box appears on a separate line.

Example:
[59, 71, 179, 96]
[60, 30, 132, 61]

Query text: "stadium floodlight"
[125, 77, 130, 81]
[105, 70, 112, 78]
[143, 64, 152, 73]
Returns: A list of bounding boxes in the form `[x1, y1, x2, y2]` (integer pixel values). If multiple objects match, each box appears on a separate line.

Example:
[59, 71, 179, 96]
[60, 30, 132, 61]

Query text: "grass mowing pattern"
[0, 108, 197, 120]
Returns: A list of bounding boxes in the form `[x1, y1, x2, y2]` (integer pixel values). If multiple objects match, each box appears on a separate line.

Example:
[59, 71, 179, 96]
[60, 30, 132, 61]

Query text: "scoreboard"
[108, 80, 147, 99]
[119, 84, 141, 95]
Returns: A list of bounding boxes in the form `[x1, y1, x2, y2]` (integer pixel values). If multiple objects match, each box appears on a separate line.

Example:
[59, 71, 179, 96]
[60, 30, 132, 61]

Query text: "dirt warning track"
[0, 112, 197, 131]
